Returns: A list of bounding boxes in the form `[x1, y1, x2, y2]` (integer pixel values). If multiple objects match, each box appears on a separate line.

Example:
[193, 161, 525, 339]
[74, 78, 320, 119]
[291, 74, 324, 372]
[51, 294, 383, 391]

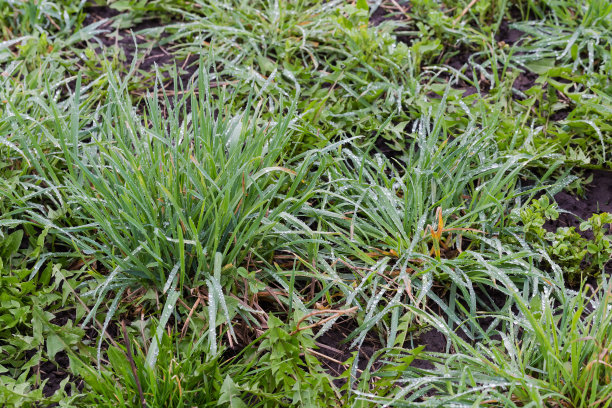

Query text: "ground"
[1, 0, 611, 407]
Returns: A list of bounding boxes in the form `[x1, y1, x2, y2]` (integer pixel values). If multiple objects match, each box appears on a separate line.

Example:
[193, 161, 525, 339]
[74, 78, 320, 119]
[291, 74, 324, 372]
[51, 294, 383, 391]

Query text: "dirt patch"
[315, 318, 381, 385]
[545, 169, 612, 277]
[32, 309, 79, 398]
[549, 107, 571, 121]
[40, 352, 71, 397]
[546, 170, 612, 232]
[373, 130, 408, 159]
[408, 328, 447, 370]
[370, 0, 411, 27]
[84, 6, 165, 62]
[405, 283, 510, 369]
[425, 18, 530, 99]
[84, 4, 120, 20]
[49, 307, 76, 326]
[444, 46, 473, 74]
[39, 307, 120, 398]
[495, 20, 524, 46]
[513, 70, 537, 93]
[83, 5, 198, 95]
[433, 45, 487, 97]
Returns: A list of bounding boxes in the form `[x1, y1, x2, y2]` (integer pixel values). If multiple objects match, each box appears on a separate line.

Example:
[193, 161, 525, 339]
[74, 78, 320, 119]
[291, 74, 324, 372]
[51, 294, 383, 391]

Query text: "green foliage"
[579, 213, 612, 273]
[0, 0, 86, 39]
[516, 196, 612, 283]
[509, 0, 612, 168]
[40, 72, 325, 336]
[2, 0, 612, 405]
[250, 315, 338, 406]
[72, 328, 225, 407]
[363, 280, 612, 407]
[101, 0, 183, 28]
[141, 0, 422, 149]
[545, 226, 588, 282]
[401, 0, 612, 169]
[0, 256, 85, 406]
[516, 195, 559, 240]
[73, 314, 340, 407]
[289, 107, 564, 351]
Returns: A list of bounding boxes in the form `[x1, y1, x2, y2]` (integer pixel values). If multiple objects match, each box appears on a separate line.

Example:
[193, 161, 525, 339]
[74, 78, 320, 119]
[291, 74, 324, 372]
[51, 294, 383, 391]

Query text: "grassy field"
[1, 0, 611, 406]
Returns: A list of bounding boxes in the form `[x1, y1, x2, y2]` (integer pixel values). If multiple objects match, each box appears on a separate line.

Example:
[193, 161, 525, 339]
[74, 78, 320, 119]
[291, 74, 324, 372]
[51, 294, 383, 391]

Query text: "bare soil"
[546, 170, 612, 234]
[83, 6, 198, 94]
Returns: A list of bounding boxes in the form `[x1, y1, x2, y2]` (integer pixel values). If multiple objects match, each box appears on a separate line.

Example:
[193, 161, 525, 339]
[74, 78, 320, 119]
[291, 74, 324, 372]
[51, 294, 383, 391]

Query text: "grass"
[360, 279, 612, 407]
[1, 0, 611, 407]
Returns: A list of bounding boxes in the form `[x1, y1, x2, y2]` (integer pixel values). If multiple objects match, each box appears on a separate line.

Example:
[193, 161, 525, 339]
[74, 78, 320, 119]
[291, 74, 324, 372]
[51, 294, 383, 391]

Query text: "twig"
[390, 0, 411, 20]
[291, 306, 358, 335]
[180, 296, 201, 338]
[306, 348, 361, 373]
[314, 341, 344, 356]
[181, 52, 192, 71]
[229, 293, 269, 326]
[44, 14, 61, 31]
[256, 288, 289, 310]
[454, 0, 479, 25]
[121, 320, 147, 408]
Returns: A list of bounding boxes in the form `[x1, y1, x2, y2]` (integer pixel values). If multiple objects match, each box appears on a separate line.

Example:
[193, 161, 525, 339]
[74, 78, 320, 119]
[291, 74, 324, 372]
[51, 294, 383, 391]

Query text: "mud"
[83, 6, 198, 93]
[546, 170, 612, 233]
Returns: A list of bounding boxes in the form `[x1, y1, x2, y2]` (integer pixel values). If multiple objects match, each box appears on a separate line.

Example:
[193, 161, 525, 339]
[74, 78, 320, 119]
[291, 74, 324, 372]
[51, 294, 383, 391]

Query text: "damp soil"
[412, 14, 533, 100]
[549, 107, 571, 121]
[312, 282, 512, 376]
[38, 307, 115, 398]
[545, 170, 612, 235]
[542, 169, 612, 280]
[370, 1, 411, 27]
[495, 20, 525, 46]
[513, 70, 537, 94]
[35, 309, 82, 398]
[83, 5, 199, 94]
[314, 318, 381, 386]
[407, 284, 510, 370]
[436, 44, 536, 100]
[39, 352, 73, 398]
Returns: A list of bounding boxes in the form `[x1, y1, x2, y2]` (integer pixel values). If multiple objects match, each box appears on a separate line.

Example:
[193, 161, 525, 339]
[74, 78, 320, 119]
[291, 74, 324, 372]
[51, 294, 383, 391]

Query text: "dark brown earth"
[370, 1, 411, 27]
[83, 6, 198, 95]
[40, 308, 113, 398]
[408, 328, 447, 370]
[84, 6, 167, 66]
[37, 309, 77, 398]
[544, 169, 612, 280]
[513, 70, 537, 93]
[546, 170, 612, 234]
[39, 352, 71, 398]
[549, 107, 571, 121]
[314, 317, 381, 385]
[407, 283, 510, 370]
[422, 16, 534, 99]
[495, 20, 525, 45]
